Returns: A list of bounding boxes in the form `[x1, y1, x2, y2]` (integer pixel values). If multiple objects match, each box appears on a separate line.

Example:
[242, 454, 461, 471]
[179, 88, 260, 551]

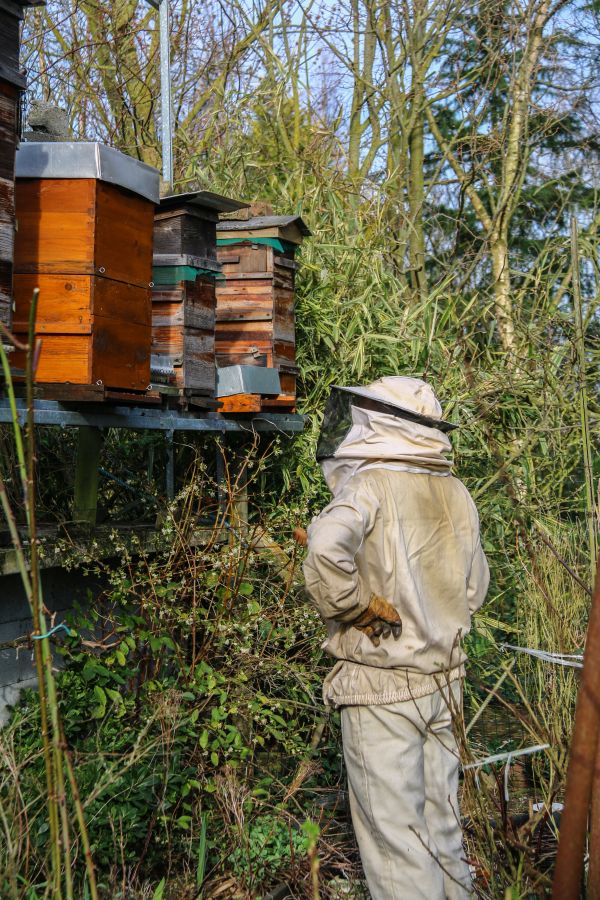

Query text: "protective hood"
[319, 380, 454, 495]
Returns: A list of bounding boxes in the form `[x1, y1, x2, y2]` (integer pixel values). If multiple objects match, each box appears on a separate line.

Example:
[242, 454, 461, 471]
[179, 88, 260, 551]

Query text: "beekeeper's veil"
[317, 376, 457, 494]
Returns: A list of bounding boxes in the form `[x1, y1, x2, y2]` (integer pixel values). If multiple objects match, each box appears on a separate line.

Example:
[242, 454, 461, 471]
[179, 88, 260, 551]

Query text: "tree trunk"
[490, 227, 515, 353]
[408, 85, 427, 301]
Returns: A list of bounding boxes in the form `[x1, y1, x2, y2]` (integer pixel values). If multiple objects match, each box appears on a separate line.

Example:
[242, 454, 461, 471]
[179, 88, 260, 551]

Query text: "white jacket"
[304, 407, 489, 706]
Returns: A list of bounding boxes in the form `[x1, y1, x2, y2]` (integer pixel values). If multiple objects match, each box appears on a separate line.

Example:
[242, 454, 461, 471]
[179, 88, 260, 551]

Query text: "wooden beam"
[73, 427, 103, 525]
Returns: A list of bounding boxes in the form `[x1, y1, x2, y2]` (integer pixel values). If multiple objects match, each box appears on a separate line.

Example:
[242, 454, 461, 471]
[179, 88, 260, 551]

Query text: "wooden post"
[553, 554, 600, 899]
[233, 473, 249, 540]
[73, 427, 103, 525]
[231, 438, 250, 540]
[165, 429, 175, 500]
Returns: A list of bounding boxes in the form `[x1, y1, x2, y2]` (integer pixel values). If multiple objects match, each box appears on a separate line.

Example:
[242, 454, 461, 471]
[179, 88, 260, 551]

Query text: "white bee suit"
[304, 379, 489, 900]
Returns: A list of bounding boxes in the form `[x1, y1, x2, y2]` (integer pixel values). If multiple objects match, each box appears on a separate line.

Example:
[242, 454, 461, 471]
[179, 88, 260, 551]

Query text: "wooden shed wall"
[0, 80, 20, 330]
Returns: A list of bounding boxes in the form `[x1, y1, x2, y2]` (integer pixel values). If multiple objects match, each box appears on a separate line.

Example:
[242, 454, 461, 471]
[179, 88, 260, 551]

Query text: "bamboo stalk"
[12, 291, 62, 895]
[25, 292, 75, 898]
[61, 723, 99, 900]
[571, 217, 598, 587]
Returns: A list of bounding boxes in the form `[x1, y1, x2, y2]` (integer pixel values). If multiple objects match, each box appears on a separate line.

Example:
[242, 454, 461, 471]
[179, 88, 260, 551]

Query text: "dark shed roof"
[158, 191, 249, 215]
[0, 0, 45, 88]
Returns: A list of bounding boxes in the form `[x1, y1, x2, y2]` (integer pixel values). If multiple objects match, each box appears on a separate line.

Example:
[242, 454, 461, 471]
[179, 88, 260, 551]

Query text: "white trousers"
[340, 682, 472, 900]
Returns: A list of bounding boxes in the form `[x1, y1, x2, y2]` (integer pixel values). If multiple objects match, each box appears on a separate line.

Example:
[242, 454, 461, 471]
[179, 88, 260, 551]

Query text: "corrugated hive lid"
[15, 141, 160, 203]
[158, 191, 249, 214]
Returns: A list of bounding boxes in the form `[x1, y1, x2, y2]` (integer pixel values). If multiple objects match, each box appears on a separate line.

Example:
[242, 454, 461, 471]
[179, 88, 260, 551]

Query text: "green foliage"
[2, 490, 344, 896]
[228, 815, 310, 887]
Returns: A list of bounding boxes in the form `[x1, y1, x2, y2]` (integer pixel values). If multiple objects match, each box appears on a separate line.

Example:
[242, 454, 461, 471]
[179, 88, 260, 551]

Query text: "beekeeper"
[303, 376, 489, 900]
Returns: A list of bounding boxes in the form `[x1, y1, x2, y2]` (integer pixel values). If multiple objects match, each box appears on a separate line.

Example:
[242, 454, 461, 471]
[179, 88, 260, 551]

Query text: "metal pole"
[159, 0, 173, 190]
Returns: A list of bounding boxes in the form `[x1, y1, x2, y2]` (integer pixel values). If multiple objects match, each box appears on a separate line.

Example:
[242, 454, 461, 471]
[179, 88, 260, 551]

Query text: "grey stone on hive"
[23, 100, 71, 142]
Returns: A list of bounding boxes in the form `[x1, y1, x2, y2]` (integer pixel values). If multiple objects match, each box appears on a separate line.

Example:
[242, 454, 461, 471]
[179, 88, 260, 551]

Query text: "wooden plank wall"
[154, 210, 218, 260]
[151, 274, 216, 396]
[0, 79, 20, 330]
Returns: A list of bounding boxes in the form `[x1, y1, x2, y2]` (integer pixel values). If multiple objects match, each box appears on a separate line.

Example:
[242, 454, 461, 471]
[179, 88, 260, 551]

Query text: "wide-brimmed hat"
[336, 376, 457, 432]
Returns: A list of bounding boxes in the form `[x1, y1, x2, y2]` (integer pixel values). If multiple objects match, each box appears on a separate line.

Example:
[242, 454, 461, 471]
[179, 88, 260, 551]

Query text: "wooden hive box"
[12, 141, 159, 393]
[151, 191, 247, 400]
[215, 214, 310, 410]
[0, 0, 43, 335]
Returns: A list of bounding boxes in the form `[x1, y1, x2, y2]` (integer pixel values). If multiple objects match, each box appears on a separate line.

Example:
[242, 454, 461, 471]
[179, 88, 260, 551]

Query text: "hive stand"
[0, 398, 304, 529]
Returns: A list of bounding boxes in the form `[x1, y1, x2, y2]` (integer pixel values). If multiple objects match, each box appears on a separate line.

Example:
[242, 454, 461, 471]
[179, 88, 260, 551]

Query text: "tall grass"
[0, 305, 98, 900]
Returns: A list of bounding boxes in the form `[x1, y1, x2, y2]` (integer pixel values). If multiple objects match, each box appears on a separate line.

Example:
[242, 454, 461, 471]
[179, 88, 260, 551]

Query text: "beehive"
[12, 142, 159, 392]
[151, 191, 247, 399]
[215, 214, 310, 410]
[0, 0, 42, 334]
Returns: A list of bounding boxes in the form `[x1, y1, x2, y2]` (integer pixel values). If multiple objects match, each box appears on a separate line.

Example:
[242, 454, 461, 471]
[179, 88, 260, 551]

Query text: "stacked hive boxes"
[151, 191, 247, 402]
[215, 213, 310, 411]
[12, 142, 159, 394]
[0, 0, 42, 334]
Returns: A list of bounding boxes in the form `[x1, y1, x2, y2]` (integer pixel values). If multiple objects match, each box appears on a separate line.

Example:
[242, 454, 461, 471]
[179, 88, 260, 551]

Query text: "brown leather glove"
[352, 594, 402, 646]
[293, 526, 308, 547]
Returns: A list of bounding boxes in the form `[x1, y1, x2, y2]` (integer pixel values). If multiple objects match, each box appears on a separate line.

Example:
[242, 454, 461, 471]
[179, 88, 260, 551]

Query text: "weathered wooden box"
[13, 142, 159, 392]
[215, 215, 310, 410]
[151, 264, 217, 397]
[151, 192, 247, 399]
[0, 0, 42, 334]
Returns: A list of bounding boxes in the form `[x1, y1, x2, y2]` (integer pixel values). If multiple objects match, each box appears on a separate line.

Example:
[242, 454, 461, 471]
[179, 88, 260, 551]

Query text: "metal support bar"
[0, 399, 304, 434]
[73, 427, 103, 525]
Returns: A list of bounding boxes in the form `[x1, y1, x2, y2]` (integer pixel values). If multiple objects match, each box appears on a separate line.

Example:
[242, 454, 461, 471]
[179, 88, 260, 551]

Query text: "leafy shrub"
[2, 478, 356, 897]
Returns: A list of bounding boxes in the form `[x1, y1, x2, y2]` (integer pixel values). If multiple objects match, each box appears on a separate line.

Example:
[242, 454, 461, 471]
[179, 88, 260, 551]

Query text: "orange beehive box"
[216, 214, 310, 410]
[12, 142, 159, 392]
